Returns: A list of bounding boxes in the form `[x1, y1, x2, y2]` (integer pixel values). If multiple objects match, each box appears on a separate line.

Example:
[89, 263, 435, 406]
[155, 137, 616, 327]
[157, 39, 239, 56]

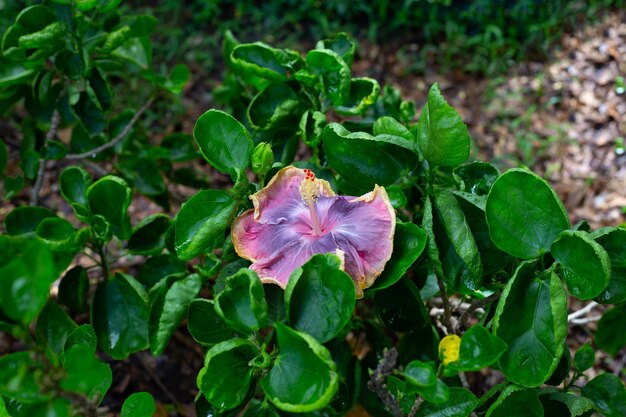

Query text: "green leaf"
[375, 278, 429, 332]
[335, 77, 380, 115]
[187, 299, 239, 346]
[373, 116, 413, 141]
[64, 324, 97, 355]
[60, 344, 112, 401]
[591, 227, 626, 304]
[160, 133, 197, 162]
[128, 214, 170, 255]
[261, 323, 339, 412]
[56, 50, 84, 80]
[18, 21, 66, 49]
[596, 303, 626, 356]
[284, 253, 355, 343]
[197, 338, 257, 411]
[251, 142, 274, 179]
[247, 83, 302, 130]
[550, 230, 611, 300]
[322, 123, 418, 189]
[0, 58, 39, 87]
[174, 189, 237, 261]
[0, 240, 55, 323]
[111, 37, 152, 69]
[486, 169, 569, 259]
[75, 0, 98, 11]
[215, 269, 268, 334]
[91, 273, 149, 359]
[121, 392, 156, 417]
[73, 91, 105, 136]
[434, 189, 482, 290]
[35, 300, 77, 362]
[231, 42, 297, 82]
[447, 324, 507, 372]
[193, 109, 253, 178]
[422, 195, 445, 280]
[369, 222, 427, 292]
[581, 373, 626, 417]
[35, 217, 83, 252]
[316, 32, 355, 67]
[299, 110, 326, 147]
[486, 385, 543, 417]
[137, 254, 186, 289]
[0, 351, 46, 403]
[493, 262, 568, 387]
[453, 161, 499, 195]
[89, 69, 112, 111]
[306, 49, 351, 105]
[86, 175, 132, 239]
[128, 15, 159, 37]
[574, 343, 595, 372]
[402, 360, 437, 387]
[241, 400, 281, 417]
[4, 206, 55, 236]
[541, 392, 595, 417]
[149, 274, 202, 355]
[415, 387, 478, 417]
[416, 83, 470, 167]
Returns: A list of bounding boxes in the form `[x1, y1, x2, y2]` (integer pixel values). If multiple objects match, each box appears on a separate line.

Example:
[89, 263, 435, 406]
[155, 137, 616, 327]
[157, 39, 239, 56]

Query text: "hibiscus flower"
[231, 166, 396, 296]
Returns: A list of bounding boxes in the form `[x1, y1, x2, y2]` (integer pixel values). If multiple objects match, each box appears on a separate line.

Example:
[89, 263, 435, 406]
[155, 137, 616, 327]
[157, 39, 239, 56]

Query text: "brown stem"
[65, 97, 154, 160]
[458, 292, 501, 330]
[436, 273, 454, 335]
[367, 348, 404, 417]
[30, 110, 61, 206]
[407, 396, 424, 417]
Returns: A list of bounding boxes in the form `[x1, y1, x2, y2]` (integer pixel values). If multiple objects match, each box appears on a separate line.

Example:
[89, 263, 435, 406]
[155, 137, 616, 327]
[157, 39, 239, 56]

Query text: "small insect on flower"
[231, 166, 396, 297]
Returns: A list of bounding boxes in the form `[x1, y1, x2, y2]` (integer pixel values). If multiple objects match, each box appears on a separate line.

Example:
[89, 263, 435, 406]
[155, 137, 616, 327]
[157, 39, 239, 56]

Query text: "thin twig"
[80, 159, 108, 177]
[568, 301, 598, 321]
[459, 292, 501, 330]
[435, 274, 454, 335]
[367, 348, 404, 417]
[30, 110, 61, 206]
[407, 397, 423, 417]
[136, 352, 181, 408]
[65, 97, 154, 160]
[570, 315, 602, 325]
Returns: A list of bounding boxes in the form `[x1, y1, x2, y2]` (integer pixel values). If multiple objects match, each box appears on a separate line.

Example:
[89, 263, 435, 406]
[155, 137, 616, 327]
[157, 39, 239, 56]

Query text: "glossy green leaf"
[375, 278, 429, 332]
[193, 109, 253, 178]
[322, 123, 418, 189]
[574, 343, 595, 372]
[284, 253, 355, 343]
[0, 240, 55, 323]
[447, 324, 507, 372]
[59, 166, 91, 206]
[0, 351, 45, 403]
[486, 386, 543, 417]
[112, 37, 152, 69]
[416, 83, 470, 167]
[174, 189, 237, 261]
[581, 373, 626, 417]
[306, 49, 350, 105]
[73, 91, 105, 136]
[251, 142, 274, 179]
[18, 21, 66, 49]
[402, 360, 437, 387]
[409, 379, 450, 405]
[541, 392, 595, 417]
[128, 214, 170, 255]
[149, 274, 202, 355]
[415, 387, 478, 417]
[551, 230, 611, 300]
[453, 161, 499, 195]
[35, 301, 77, 362]
[86, 175, 132, 239]
[163, 63, 190, 94]
[373, 116, 413, 141]
[64, 324, 97, 355]
[35, 217, 82, 252]
[422, 195, 445, 280]
[247, 83, 302, 130]
[197, 338, 257, 411]
[241, 400, 281, 417]
[91, 273, 149, 359]
[369, 222, 427, 291]
[0, 59, 39, 87]
[299, 110, 326, 147]
[61, 344, 112, 401]
[187, 299, 239, 346]
[493, 263, 568, 387]
[545, 349, 571, 386]
[434, 189, 482, 290]
[316, 32, 355, 67]
[486, 169, 569, 259]
[4, 206, 55, 236]
[137, 253, 186, 289]
[231, 42, 296, 82]
[215, 269, 268, 333]
[596, 303, 626, 356]
[121, 392, 156, 417]
[335, 77, 380, 115]
[591, 227, 626, 304]
[261, 323, 338, 412]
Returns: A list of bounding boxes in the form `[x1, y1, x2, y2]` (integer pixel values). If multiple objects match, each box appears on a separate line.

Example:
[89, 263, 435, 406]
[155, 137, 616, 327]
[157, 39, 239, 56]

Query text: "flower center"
[299, 169, 323, 236]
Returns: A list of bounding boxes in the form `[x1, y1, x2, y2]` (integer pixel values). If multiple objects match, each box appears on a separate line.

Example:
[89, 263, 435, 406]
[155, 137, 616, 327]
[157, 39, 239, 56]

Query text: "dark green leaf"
[64, 324, 97, 354]
[574, 343, 595, 372]
[121, 392, 156, 417]
[373, 116, 413, 141]
[306, 49, 350, 105]
[160, 133, 197, 161]
[18, 21, 66, 49]
[35, 301, 77, 362]
[591, 227, 626, 304]
[86, 175, 132, 239]
[453, 161, 499, 195]
[335, 78, 380, 115]
[316, 32, 355, 67]
[0, 58, 39, 87]
[193, 109, 253, 178]
[447, 324, 507, 372]
[247, 83, 302, 130]
[128, 214, 170, 256]
[174, 189, 237, 261]
[596, 303, 626, 356]
[89, 69, 112, 111]
[541, 392, 595, 417]
[415, 387, 478, 417]
[0, 351, 46, 403]
[215, 269, 268, 333]
[416, 83, 470, 167]
[486, 169, 569, 259]
[375, 278, 429, 332]
[4, 206, 55, 236]
[493, 263, 568, 387]
[35, 217, 82, 252]
[241, 400, 281, 417]
[111, 37, 152, 69]
[73, 92, 105, 136]
[322, 123, 418, 189]
[422, 195, 445, 280]
[231, 42, 297, 82]
[137, 253, 186, 289]
[128, 15, 158, 37]
[284, 253, 355, 343]
[261, 323, 338, 412]
[486, 386, 543, 417]
[56, 50, 84, 81]
[187, 299, 239, 346]
[149, 274, 202, 355]
[197, 338, 257, 411]
[60, 344, 112, 401]
[551, 230, 611, 300]
[91, 273, 149, 359]
[402, 360, 437, 387]
[581, 373, 626, 417]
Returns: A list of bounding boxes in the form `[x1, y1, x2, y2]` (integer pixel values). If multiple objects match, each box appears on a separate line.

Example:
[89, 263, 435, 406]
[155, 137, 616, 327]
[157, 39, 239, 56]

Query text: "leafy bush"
[1, 4, 626, 417]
